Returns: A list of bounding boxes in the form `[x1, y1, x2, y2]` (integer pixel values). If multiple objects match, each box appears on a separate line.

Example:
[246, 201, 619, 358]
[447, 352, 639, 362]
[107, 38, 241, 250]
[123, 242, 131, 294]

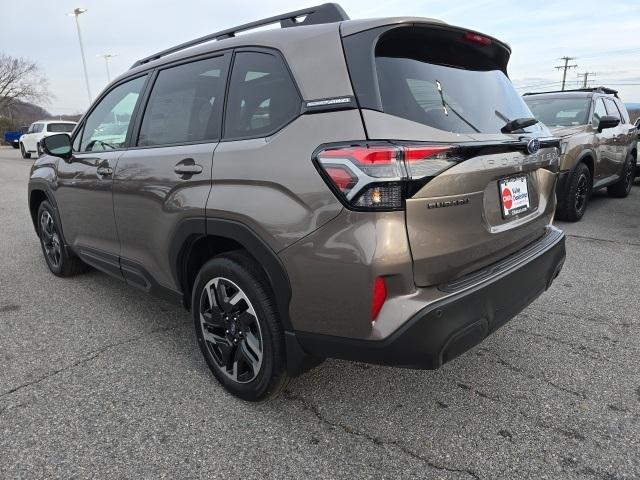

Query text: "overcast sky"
[2, 0, 639, 114]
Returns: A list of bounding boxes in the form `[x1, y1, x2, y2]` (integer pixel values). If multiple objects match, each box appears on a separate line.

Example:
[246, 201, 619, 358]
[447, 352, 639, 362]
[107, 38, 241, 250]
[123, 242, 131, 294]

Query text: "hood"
[549, 125, 586, 138]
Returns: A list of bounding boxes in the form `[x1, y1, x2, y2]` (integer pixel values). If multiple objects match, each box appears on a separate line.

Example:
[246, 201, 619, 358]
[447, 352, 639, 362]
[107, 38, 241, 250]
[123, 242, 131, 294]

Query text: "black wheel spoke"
[202, 309, 225, 330]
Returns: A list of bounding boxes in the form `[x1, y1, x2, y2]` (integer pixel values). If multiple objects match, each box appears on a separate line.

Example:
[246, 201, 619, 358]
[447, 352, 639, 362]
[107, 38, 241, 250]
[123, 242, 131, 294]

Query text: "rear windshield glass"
[375, 29, 540, 134]
[47, 123, 75, 133]
[524, 97, 590, 127]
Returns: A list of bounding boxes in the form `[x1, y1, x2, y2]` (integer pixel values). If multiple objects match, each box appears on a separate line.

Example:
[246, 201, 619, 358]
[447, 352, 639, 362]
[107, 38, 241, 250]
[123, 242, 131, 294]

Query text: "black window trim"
[128, 50, 233, 151]
[220, 46, 303, 143]
[70, 71, 152, 154]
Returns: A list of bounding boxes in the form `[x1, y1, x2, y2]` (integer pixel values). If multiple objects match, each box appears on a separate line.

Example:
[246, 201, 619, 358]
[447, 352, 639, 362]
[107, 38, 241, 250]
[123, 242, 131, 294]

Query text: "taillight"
[315, 143, 459, 210]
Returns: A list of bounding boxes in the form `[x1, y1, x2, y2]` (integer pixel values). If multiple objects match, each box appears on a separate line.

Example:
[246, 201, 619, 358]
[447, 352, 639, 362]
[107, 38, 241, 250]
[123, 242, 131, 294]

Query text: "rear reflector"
[315, 143, 459, 210]
[371, 276, 387, 322]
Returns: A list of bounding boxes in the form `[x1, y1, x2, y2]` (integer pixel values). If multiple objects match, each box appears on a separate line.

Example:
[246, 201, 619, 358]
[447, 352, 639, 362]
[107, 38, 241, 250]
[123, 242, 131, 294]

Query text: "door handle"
[97, 165, 113, 176]
[174, 158, 203, 176]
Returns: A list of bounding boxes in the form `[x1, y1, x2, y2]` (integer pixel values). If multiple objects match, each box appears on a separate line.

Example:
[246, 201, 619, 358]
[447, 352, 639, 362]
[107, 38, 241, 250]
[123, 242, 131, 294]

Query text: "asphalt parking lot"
[0, 145, 639, 479]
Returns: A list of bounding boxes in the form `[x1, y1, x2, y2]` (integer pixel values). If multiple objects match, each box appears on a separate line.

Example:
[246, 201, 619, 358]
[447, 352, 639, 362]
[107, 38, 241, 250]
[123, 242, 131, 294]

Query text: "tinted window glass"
[374, 30, 540, 134]
[224, 52, 300, 139]
[80, 75, 146, 152]
[47, 123, 75, 133]
[138, 56, 226, 146]
[592, 98, 607, 127]
[524, 97, 590, 127]
[604, 98, 621, 120]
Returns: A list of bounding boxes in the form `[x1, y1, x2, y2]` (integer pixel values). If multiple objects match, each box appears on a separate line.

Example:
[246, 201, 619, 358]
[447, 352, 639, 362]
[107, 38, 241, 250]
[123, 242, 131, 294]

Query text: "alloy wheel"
[199, 277, 264, 383]
[575, 174, 588, 212]
[624, 162, 634, 193]
[40, 210, 62, 268]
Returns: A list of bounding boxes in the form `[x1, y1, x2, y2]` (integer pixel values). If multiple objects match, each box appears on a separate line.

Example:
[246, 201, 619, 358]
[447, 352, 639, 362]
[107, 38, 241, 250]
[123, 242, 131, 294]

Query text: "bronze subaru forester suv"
[29, 3, 565, 400]
[524, 88, 638, 221]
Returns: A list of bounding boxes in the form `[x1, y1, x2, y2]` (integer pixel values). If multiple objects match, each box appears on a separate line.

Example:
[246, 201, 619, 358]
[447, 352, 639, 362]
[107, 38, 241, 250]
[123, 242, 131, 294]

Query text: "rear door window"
[370, 27, 541, 134]
[138, 55, 227, 147]
[223, 51, 300, 139]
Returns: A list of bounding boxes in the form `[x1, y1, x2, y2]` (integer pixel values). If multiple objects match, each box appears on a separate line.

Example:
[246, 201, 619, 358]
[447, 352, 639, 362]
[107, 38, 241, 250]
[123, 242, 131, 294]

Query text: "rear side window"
[138, 56, 227, 147]
[47, 123, 75, 133]
[358, 27, 540, 134]
[224, 51, 300, 139]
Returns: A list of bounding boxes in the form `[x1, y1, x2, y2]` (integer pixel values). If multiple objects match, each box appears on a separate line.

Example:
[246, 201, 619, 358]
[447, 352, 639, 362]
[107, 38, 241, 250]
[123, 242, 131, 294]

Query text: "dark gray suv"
[30, 3, 566, 400]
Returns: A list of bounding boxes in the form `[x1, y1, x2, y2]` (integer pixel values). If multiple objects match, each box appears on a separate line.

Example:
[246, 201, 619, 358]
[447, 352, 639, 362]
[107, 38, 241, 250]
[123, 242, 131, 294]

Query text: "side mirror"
[41, 134, 72, 159]
[597, 115, 620, 132]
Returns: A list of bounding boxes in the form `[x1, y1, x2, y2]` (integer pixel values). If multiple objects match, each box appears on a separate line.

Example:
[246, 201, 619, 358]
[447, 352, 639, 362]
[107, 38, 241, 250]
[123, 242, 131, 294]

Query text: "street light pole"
[69, 8, 92, 105]
[98, 54, 117, 82]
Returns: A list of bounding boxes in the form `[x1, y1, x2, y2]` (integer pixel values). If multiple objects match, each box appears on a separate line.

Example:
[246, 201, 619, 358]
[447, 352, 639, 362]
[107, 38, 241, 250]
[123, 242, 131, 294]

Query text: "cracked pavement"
[1, 146, 639, 479]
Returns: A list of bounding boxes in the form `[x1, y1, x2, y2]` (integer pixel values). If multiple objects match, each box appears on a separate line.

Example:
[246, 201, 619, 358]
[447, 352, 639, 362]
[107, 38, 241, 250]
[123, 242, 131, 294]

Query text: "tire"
[11, 143, 19, 149]
[192, 251, 289, 401]
[607, 154, 635, 198]
[37, 201, 87, 277]
[556, 163, 591, 222]
[20, 143, 31, 159]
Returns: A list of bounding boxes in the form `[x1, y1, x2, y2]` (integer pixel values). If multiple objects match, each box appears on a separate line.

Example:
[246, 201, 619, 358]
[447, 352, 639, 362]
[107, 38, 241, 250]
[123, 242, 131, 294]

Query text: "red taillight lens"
[320, 146, 398, 164]
[324, 166, 357, 193]
[371, 276, 387, 322]
[315, 144, 458, 210]
[463, 32, 492, 46]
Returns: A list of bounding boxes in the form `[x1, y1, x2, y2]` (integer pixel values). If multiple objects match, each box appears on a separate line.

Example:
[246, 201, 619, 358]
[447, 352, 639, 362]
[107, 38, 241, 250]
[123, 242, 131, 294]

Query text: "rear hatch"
[341, 22, 559, 286]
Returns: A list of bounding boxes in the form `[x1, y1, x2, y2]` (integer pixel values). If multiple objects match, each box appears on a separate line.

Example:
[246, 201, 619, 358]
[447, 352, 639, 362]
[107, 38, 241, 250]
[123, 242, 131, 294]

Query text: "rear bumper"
[295, 226, 565, 369]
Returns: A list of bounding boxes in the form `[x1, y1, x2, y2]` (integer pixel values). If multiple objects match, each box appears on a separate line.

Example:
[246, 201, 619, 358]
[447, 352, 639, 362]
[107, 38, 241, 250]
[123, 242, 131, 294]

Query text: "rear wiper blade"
[501, 117, 539, 133]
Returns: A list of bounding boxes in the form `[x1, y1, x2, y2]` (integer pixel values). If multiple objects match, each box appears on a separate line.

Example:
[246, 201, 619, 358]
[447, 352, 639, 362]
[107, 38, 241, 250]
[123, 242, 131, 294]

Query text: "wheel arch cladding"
[577, 152, 594, 177]
[29, 189, 49, 232]
[172, 218, 293, 331]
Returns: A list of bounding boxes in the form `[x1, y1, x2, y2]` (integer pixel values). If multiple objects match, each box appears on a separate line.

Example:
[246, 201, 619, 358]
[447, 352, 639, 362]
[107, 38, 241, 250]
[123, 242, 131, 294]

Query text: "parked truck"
[3, 126, 29, 148]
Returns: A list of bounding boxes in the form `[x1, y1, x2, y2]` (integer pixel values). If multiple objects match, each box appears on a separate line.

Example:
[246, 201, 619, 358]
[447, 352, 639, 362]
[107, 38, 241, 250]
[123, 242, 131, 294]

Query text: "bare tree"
[0, 53, 51, 112]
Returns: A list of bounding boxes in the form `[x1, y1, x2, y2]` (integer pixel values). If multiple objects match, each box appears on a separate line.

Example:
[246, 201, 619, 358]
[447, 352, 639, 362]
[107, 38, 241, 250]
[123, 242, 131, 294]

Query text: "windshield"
[523, 97, 590, 127]
[47, 123, 75, 133]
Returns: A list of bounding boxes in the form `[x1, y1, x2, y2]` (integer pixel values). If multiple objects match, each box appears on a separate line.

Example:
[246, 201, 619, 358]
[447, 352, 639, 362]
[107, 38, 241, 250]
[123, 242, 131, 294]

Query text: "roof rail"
[523, 87, 619, 98]
[130, 3, 349, 69]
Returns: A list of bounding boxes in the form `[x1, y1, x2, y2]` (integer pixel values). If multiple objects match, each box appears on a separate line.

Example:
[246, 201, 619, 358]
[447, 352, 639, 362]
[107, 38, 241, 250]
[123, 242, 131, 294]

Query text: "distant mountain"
[0, 99, 50, 127]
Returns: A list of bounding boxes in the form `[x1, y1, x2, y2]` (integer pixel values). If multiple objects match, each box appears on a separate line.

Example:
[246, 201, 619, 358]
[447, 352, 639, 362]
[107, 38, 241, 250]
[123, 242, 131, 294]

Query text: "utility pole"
[577, 72, 596, 88]
[555, 56, 578, 91]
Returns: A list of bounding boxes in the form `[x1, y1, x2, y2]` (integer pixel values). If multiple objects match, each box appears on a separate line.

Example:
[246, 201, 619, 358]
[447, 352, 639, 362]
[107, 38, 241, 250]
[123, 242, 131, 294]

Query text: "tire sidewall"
[37, 201, 65, 276]
[192, 255, 284, 401]
[569, 164, 591, 220]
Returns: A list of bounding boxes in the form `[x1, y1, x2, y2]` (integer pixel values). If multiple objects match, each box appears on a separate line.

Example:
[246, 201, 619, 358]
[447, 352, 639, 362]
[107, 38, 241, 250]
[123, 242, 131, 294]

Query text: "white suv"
[20, 120, 76, 159]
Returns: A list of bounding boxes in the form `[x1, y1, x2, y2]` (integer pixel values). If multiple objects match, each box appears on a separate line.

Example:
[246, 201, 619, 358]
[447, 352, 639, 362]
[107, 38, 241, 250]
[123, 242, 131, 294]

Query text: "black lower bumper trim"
[295, 227, 566, 369]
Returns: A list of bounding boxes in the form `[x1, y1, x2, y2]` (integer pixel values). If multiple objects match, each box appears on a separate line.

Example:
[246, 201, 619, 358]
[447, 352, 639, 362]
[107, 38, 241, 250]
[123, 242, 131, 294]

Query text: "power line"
[554, 56, 578, 91]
